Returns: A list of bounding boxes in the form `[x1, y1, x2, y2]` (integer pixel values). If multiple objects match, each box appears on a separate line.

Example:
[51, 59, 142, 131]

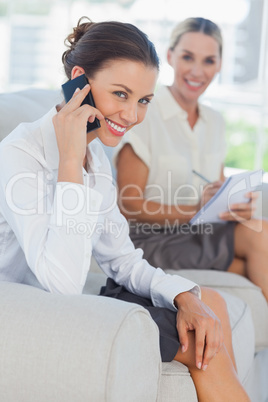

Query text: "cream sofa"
[0, 88, 268, 402]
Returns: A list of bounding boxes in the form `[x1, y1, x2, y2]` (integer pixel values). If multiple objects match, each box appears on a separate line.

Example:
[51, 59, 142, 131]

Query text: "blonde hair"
[169, 17, 222, 57]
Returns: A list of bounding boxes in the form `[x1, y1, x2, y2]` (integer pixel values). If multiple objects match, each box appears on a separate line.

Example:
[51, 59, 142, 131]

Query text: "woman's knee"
[201, 287, 229, 321]
[233, 219, 263, 258]
[201, 287, 226, 306]
[235, 219, 266, 245]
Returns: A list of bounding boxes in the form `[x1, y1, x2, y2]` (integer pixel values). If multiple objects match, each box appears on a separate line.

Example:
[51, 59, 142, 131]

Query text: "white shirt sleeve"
[0, 143, 103, 295]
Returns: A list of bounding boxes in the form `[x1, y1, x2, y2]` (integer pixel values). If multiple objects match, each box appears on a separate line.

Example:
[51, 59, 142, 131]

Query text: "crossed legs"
[174, 288, 250, 402]
[228, 218, 268, 301]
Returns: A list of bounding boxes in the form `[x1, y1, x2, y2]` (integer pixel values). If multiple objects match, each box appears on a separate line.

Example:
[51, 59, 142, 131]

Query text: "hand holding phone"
[61, 74, 101, 133]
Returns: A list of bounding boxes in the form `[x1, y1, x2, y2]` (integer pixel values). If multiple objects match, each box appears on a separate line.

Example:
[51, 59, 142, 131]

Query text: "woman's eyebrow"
[111, 84, 133, 94]
[182, 49, 217, 58]
[111, 83, 155, 98]
[182, 49, 193, 54]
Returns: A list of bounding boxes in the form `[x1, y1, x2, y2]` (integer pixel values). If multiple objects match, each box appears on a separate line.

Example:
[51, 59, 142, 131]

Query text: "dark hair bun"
[62, 17, 94, 65]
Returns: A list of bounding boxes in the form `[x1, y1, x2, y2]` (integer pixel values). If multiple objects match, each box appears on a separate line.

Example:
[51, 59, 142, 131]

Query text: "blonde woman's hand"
[199, 181, 223, 209]
[219, 191, 258, 222]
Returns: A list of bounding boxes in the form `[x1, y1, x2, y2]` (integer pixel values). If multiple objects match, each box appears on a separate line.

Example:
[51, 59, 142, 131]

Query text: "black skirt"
[100, 278, 180, 362]
[129, 222, 236, 271]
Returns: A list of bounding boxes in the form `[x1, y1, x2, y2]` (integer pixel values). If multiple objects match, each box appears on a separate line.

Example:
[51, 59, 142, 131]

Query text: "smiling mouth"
[105, 118, 127, 136]
[186, 80, 203, 88]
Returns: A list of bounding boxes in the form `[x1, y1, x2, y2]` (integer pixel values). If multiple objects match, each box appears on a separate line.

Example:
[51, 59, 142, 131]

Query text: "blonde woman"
[115, 17, 268, 302]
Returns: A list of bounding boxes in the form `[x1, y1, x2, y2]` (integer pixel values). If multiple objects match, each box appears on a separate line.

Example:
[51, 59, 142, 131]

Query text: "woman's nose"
[120, 103, 138, 125]
[190, 62, 203, 77]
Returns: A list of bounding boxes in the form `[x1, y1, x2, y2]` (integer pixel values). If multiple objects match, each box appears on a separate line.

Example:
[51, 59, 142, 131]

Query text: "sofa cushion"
[217, 290, 255, 384]
[83, 271, 107, 295]
[158, 361, 198, 402]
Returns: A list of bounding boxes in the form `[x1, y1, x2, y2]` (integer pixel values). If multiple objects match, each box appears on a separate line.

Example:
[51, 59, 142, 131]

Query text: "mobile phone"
[61, 74, 101, 133]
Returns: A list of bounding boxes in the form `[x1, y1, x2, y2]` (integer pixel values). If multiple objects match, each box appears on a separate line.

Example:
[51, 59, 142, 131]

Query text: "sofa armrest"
[0, 282, 161, 402]
[166, 269, 268, 351]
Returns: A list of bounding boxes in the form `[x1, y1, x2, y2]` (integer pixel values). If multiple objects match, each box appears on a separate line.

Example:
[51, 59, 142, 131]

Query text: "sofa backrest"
[0, 87, 117, 177]
[0, 88, 62, 141]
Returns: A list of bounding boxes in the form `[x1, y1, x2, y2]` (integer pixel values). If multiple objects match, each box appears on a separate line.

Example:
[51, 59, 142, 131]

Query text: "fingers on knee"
[175, 332, 197, 369]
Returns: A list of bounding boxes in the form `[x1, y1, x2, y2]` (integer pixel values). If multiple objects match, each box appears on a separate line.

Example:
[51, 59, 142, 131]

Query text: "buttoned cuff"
[151, 268, 201, 311]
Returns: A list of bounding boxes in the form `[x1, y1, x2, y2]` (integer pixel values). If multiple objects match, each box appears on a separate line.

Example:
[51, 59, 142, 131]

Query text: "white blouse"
[0, 107, 200, 310]
[114, 86, 226, 205]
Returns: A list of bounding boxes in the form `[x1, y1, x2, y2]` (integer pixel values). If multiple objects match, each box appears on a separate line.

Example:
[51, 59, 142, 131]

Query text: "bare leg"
[229, 218, 268, 301]
[201, 288, 237, 371]
[228, 257, 246, 276]
[174, 288, 249, 402]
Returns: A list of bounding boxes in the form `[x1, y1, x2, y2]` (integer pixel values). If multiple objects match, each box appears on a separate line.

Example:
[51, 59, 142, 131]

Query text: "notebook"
[190, 169, 263, 225]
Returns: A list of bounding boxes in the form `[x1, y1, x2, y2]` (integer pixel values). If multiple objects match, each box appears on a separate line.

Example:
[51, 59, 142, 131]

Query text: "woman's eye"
[205, 58, 215, 65]
[139, 98, 150, 105]
[114, 91, 127, 99]
[182, 54, 192, 61]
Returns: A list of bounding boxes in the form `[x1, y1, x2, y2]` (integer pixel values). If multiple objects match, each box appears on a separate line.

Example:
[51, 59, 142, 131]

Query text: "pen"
[192, 169, 211, 183]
